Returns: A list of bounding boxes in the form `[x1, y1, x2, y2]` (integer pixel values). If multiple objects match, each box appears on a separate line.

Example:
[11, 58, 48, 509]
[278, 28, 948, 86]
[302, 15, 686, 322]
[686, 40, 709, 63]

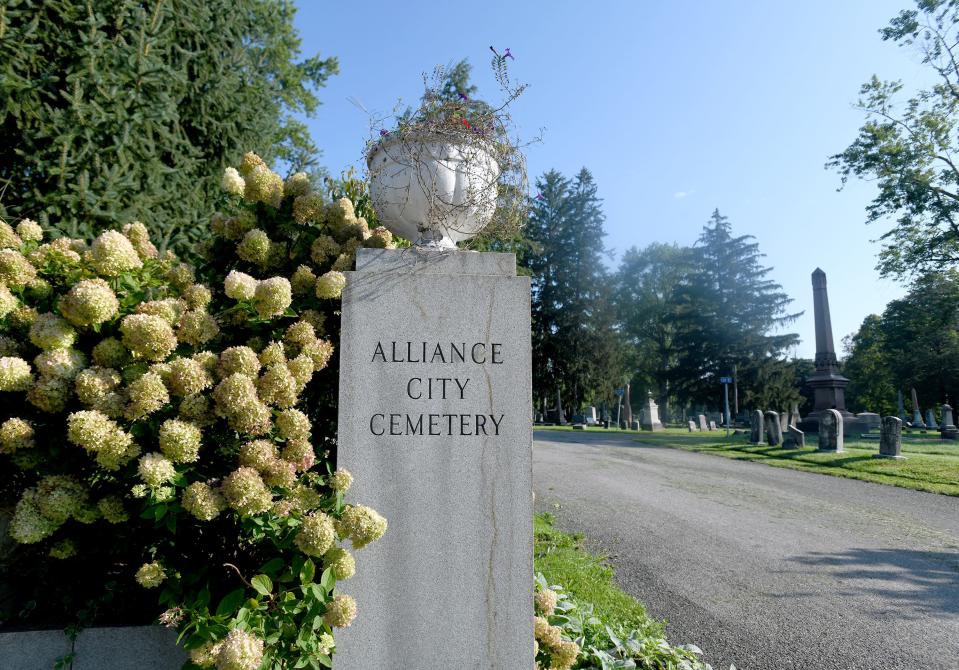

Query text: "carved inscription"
[368, 341, 506, 436]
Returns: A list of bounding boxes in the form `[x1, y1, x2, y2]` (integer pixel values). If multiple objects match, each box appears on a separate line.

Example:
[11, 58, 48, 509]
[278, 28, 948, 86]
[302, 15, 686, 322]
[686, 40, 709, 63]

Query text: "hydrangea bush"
[533, 575, 723, 670]
[0, 152, 396, 669]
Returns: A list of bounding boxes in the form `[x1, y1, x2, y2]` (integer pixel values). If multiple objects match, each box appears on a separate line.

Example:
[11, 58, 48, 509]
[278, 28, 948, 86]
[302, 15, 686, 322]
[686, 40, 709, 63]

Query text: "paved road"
[533, 430, 959, 670]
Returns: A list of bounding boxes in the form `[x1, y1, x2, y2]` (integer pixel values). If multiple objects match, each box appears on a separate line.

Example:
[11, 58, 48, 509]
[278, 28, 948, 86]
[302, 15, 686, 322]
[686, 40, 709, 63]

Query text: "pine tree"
[616, 242, 694, 422]
[671, 210, 800, 409]
[0, 0, 337, 257]
[527, 168, 622, 416]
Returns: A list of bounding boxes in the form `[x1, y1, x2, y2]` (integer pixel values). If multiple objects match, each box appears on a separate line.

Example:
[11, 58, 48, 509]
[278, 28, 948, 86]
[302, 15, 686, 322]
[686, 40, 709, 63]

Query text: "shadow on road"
[786, 548, 959, 617]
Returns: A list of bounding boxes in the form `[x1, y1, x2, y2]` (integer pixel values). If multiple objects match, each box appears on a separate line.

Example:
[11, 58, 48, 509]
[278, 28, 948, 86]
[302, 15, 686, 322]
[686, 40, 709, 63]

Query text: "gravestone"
[818, 408, 844, 452]
[688, 420, 698, 432]
[698, 414, 708, 432]
[639, 397, 664, 431]
[785, 425, 805, 448]
[789, 402, 801, 427]
[337, 248, 532, 668]
[709, 420, 718, 431]
[911, 388, 926, 428]
[585, 406, 598, 425]
[856, 412, 881, 433]
[630, 419, 640, 431]
[941, 403, 958, 440]
[926, 409, 938, 431]
[877, 416, 903, 459]
[897, 390, 907, 422]
[572, 424, 585, 431]
[750, 410, 764, 444]
[764, 411, 782, 446]
[779, 411, 788, 433]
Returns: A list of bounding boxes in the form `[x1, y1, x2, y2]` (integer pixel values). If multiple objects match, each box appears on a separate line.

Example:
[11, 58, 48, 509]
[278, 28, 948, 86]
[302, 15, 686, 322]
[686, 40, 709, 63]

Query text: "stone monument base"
[799, 410, 861, 437]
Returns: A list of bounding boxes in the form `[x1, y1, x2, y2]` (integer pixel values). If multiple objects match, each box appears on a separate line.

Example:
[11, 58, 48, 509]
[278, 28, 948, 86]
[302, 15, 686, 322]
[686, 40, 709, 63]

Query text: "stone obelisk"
[802, 268, 856, 434]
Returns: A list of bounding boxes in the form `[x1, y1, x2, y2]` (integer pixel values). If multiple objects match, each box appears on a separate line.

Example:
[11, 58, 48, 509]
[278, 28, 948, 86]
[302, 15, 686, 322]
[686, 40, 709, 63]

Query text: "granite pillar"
[801, 269, 857, 435]
[337, 248, 533, 669]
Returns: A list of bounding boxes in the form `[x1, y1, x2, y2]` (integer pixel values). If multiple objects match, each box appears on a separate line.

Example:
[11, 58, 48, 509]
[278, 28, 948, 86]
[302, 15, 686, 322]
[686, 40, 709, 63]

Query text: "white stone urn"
[366, 132, 500, 248]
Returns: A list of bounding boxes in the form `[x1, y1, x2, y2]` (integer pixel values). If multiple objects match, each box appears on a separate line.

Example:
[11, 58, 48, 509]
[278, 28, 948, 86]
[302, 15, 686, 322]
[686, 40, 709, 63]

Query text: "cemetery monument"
[336, 131, 534, 668]
[800, 269, 858, 435]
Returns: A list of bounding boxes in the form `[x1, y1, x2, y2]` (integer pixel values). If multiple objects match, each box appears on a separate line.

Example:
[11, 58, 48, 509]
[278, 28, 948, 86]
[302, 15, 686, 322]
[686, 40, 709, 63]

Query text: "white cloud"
[673, 190, 693, 199]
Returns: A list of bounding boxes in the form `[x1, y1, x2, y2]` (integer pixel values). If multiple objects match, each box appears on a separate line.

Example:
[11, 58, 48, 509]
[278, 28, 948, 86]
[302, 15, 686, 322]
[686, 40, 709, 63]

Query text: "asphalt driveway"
[533, 429, 959, 670]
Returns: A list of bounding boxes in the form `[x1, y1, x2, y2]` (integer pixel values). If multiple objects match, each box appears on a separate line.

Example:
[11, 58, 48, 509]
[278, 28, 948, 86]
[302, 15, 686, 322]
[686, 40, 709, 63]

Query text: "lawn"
[536, 425, 959, 496]
[533, 512, 662, 638]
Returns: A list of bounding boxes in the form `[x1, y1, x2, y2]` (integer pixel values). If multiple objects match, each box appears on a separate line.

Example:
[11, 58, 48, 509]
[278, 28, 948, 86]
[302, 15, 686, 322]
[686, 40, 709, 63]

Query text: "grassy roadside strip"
[536, 425, 959, 496]
[533, 512, 729, 669]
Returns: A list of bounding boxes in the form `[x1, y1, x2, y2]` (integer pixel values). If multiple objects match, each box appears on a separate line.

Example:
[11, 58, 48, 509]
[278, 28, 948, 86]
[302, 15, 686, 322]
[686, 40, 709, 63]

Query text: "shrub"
[0, 152, 396, 668]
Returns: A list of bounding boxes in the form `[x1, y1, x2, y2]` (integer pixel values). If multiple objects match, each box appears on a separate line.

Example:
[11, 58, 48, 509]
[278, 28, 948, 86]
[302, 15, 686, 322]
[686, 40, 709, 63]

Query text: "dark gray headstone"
[764, 411, 782, 446]
[925, 409, 938, 430]
[941, 403, 958, 439]
[856, 412, 881, 432]
[877, 416, 903, 459]
[818, 408, 844, 452]
[750, 410, 764, 444]
[785, 425, 805, 448]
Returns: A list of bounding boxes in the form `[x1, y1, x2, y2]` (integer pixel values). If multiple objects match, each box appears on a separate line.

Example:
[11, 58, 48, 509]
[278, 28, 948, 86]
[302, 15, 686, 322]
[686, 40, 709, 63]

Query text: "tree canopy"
[829, 0, 959, 278]
[0, 0, 337, 256]
[844, 269, 959, 415]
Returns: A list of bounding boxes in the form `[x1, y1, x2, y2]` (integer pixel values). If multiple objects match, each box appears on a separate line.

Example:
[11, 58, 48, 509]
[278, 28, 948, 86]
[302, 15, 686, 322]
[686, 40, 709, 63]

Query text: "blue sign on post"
[614, 388, 625, 397]
[719, 376, 733, 384]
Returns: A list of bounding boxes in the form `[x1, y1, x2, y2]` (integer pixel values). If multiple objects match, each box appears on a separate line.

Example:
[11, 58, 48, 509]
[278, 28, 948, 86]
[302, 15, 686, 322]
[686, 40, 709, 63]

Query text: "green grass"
[533, 512, 663, 637]
[603, 427, 959, 496]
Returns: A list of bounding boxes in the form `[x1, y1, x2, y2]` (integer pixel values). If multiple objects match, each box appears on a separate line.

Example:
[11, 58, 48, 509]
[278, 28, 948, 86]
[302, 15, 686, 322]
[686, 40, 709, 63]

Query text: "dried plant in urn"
[365, 49, 530, 248]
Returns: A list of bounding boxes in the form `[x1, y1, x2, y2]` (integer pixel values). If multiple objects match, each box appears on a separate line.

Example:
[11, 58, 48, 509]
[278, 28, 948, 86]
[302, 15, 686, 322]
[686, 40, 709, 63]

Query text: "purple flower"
[504, 48, 514, 60]
[458, 91, 469, 102]
[379, 129, 389, 137]
[535, 193, 545, 202]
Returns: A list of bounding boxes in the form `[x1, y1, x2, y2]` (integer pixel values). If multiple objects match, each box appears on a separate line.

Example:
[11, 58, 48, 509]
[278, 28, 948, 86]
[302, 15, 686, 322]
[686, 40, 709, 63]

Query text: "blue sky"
[294, 0, 931, 359]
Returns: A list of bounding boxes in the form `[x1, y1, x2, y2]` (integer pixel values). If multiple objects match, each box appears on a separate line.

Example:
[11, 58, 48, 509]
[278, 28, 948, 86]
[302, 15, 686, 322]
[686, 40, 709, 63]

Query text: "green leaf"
[300, 559, 316, 585]
[260, 557, 284, 577]
[319, 567, 335, 592]
[216, 588, 246, 617]
[251, 574, 273, 597]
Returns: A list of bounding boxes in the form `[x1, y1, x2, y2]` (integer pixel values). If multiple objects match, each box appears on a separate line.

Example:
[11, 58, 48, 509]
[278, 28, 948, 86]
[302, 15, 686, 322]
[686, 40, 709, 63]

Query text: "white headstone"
[337, 248, 533, 668]
[639, 397, 664, 431]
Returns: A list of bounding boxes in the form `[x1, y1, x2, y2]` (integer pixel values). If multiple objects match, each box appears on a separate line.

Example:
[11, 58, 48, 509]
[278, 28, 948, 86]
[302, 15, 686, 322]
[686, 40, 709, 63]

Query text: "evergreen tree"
[527, 168, 622, 416]
[616, 242, 694, 421]
[671, 210, 800, 409]
[0, 0, 336, 256]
